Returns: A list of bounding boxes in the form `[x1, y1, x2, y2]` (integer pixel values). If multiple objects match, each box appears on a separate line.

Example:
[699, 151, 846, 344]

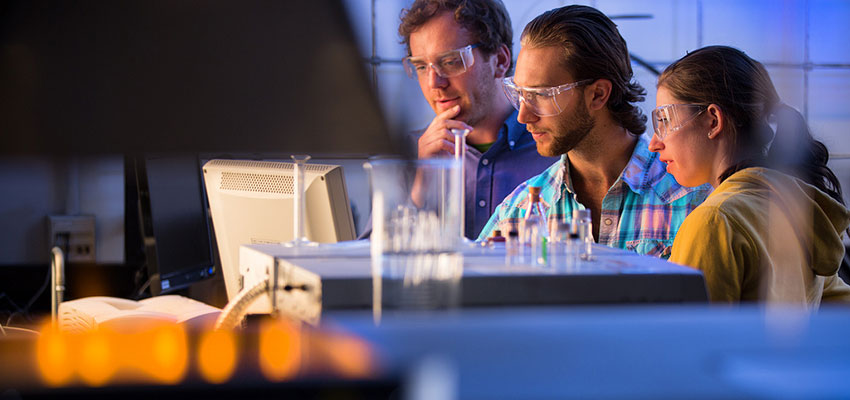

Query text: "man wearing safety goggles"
[478, 5, 711, 258]
[398, 0, 558, 239]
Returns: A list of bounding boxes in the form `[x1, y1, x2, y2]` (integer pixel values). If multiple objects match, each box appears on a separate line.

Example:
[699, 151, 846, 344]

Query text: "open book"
[58, 295, 221, 333]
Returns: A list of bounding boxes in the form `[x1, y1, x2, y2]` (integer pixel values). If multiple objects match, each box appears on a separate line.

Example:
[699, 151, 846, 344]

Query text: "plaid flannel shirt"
[477, 136, 712, 258]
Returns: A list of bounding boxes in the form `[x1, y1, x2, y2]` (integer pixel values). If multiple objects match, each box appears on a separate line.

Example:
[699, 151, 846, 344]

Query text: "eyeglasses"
[651, 104, 708, 141]
[501, 77, 594, 117]
[402, 44, 479, 79]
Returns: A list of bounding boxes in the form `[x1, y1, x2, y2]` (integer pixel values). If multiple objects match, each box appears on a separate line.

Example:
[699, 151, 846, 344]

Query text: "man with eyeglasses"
[398, 0, 558, 239]
[478, 5, 711, 258]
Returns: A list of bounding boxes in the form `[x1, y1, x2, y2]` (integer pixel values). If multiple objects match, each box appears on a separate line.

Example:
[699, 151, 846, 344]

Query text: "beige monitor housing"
[202, 159, 355, 307]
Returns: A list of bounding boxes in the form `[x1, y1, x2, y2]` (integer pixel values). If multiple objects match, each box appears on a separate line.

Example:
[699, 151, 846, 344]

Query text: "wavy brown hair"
[520, 5, 647, 136]
[398, 0, 514, 75]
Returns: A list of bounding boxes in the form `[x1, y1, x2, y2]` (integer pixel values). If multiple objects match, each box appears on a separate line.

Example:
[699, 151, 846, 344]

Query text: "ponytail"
[715, 103, 844, 206]
[766, 103, 844, 206]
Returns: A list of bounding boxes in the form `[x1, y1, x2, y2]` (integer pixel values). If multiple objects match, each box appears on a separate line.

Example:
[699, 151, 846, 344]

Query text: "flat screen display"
[138, 155, 215, 294]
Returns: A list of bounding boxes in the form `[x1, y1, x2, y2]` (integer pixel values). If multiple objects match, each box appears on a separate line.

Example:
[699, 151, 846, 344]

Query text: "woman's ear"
[706, 104, 725, 139]
[493, 43, 511, 78]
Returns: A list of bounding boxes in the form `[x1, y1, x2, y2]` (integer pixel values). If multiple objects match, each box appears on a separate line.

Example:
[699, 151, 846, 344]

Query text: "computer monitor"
[202, 159, 355, 303]
[129, 154, 216, 296]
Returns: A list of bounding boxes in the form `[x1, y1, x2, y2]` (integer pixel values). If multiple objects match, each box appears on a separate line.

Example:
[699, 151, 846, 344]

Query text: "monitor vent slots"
[210, 160, 333, 173]
[220, 172, 294, 194]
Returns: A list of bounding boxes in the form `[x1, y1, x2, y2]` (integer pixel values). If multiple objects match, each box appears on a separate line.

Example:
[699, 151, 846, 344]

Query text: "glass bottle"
[520, 187, 547, 266]
[572, 209, 593, 261]
[549, 220, 571, 271]
[504, 228, 520, 265]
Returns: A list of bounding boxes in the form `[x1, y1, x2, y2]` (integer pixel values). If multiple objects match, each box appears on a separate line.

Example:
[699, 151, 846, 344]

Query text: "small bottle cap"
[528, 186, 541, 202]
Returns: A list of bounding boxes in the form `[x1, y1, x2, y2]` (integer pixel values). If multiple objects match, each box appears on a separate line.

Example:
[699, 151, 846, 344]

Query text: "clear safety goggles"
[651, 104, 708, 141]
[502, 76, 593, 117]
[403, 44, 479, 79]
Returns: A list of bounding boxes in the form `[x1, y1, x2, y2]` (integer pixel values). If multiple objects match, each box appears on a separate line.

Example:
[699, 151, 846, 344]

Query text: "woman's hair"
[398, 0, 514, 75]
[521, 5, 647, 136]
[658, 45, 844, 205]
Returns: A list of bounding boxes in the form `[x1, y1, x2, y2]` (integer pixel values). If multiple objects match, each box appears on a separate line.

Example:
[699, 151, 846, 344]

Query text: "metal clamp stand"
[51, 246, 65, 327]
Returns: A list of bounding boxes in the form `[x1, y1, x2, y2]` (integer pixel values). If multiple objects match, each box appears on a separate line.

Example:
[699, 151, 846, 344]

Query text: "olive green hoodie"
[670, 167, 850, 306]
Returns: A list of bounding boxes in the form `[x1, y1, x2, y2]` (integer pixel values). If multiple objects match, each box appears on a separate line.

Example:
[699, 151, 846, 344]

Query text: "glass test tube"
[451, 128, 470, 241]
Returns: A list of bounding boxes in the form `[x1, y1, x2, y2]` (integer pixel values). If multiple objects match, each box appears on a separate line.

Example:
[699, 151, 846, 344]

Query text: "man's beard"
[541, 97, 595, 157]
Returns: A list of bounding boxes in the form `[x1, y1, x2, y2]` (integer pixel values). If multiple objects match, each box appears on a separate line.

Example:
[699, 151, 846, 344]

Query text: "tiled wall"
[3, 1, 848, 264]
[344, 0, 850, 204]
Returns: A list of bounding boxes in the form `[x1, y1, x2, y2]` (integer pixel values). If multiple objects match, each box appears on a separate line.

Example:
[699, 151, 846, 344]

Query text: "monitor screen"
[133, 154, 215, 295]
[202, 159, 355, 310]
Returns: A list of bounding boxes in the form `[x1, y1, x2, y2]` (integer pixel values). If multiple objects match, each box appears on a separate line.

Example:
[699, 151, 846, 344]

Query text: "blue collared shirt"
[415, 109, 558, 238]
[477, 135, 712, 258]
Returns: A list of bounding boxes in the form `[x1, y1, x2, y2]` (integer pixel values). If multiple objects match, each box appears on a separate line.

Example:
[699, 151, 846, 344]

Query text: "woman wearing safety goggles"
[648, 45, 850, 306]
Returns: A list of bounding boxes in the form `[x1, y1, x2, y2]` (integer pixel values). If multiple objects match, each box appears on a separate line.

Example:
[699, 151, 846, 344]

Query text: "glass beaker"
[365, 158, 464, 323]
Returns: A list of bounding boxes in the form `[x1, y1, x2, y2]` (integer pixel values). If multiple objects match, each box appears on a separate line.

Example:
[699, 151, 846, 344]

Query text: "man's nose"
[427, 65, 448, 88]
[516, 100, 539, 124]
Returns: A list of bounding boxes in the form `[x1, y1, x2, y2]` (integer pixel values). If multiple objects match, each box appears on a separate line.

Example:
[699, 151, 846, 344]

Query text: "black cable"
[0, 293, 25, 326]
[630, 52, 661, 76]
[1, 292, 29, 326]
[134, 275, 154, 300]
[608, 14, 653, 20]
[1, 255, 52, 327]
[23, 261, 51, 313]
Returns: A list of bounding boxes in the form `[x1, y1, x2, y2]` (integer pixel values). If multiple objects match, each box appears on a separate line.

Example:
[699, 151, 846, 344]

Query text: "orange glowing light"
[316, 333, 376, 379]
[258, 319, 302, 381]
[77, 329, 115, 386]
[36, 322, 73, 386]
[198, 329, 238, 384]
[148, 324, 188, 384]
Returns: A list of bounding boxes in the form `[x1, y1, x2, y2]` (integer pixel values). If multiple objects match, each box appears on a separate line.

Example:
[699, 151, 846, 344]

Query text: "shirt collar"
[503, 108, 525, 149]
[556, 134, 698, 203]
[620, 135, 658, 194]
[559, 135, 654, 196]
[558, 154, 572, 194]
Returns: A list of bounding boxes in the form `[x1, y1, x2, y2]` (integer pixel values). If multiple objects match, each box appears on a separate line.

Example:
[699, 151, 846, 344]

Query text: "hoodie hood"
[721, 167, 850, 276]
